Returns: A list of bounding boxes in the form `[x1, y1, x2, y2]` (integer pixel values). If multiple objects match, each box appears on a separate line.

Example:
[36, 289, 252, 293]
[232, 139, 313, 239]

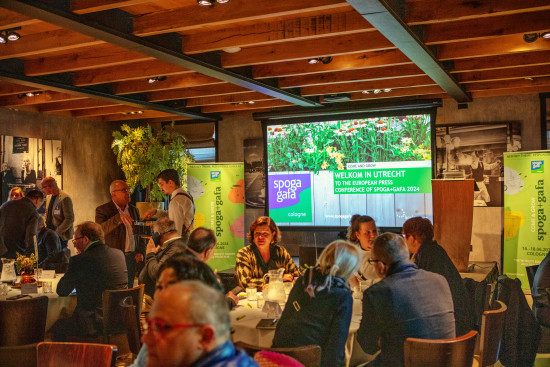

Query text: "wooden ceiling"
[0, 0, 549, 123]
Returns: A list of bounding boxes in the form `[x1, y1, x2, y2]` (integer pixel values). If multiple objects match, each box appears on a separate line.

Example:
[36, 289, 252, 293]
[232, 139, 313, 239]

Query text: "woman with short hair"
[272, 240, 362, 367]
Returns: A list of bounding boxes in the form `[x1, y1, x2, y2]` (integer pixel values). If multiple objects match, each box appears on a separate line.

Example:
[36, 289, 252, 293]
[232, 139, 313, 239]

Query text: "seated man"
[143, 280, 257, 367]
[138, 217, 187, 309]
[357, 232, 456, 367]
[52, 221, 128, 341]
[533, 252, 550, 326]
[402, 217, 473, 336]
[37, 217, 67, 268]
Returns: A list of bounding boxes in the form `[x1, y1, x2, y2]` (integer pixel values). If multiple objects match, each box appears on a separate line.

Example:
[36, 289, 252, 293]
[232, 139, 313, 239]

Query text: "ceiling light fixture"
[222, 46, 241, 53]
[307, 56, 333, 65]
[362, 88, 392, 95]
[18, 91, 43, 98]
[197, 0, 229, 6]
[123, 110, 144, 115]
[147, 76, 167, 84]
[523, 32, 550, 43]
[0, 27, 21, 44]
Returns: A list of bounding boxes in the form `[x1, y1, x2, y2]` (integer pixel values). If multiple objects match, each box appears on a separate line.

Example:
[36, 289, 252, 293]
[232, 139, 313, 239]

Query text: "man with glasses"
[142, 281, 257, 367]
[96, 180, 142, 288]
[52, 221, 127, 341]
[357, 233, 455, 367]
[41, 177, 74, 250]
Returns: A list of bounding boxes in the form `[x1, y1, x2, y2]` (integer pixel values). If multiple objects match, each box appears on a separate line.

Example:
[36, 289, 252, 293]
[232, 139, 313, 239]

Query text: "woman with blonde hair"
[272, 240, 362, 367]
[8, 186, 24, 201]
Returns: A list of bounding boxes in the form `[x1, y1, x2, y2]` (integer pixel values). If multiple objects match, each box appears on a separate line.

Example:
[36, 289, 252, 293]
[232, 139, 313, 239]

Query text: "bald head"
[110, 180, 130, 208]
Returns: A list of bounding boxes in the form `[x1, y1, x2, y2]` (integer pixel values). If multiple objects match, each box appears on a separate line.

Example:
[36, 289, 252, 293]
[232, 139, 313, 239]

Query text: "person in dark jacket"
[52, 221, 127, 341]
[402, 216, 474, 336]
[37, 217, 67, 267]
[357, 233, 456, 367]
[272, 240, 362, 367]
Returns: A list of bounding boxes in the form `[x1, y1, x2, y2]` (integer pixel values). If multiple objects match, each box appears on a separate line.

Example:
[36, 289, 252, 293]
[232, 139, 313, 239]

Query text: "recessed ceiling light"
[222, 46, 241, 53]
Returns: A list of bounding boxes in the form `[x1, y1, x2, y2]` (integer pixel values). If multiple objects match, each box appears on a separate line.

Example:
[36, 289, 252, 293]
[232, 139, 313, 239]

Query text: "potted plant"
[111, 124, 194, 213]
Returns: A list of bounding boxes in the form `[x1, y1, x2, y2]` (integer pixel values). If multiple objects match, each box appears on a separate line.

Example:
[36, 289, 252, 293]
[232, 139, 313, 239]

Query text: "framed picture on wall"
[435, 122, 521, 207]
[0, 135, 62, 204]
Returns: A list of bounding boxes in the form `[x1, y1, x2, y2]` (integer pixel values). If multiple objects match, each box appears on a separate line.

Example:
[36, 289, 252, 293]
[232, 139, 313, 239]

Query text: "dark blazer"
[95, 201, 142, 254]
[357, 261, 456, 367]
[414, 240, 474, 336]
[0, 197, 39, 258]
[57, 241, 128, 312]
[37, 227, 64, 266]
[138, 237, 187, 297]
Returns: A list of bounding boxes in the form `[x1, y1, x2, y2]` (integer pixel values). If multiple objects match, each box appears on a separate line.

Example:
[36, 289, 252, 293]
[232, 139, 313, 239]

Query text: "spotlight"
[0, 27, 22, 44]
[0, 34, 6, 44]
[541, 32, 550, 39]
[248, 101, 255, 104]
[373, 89, 382, 94]
[523, 33, 539, 43]
[147, 76, 167, 84]
[384, 88, 392, 92]
[307, 56, 333, 65]
[308, 58, 319, 64]
[216, 0, 230, 3]
[197, 0, 213, 5]
[362, 90, 370, 94]
[320, 56, 332, 64]
[7, 30, 20, 41]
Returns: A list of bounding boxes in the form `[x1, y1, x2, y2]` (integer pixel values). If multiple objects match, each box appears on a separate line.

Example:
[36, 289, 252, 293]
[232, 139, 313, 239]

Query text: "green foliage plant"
[112, 124, 194, 201]
[267, 115, 431, 173]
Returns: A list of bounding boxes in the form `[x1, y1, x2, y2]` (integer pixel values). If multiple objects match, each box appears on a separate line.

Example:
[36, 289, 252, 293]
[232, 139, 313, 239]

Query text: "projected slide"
[266, 114, 433, 227]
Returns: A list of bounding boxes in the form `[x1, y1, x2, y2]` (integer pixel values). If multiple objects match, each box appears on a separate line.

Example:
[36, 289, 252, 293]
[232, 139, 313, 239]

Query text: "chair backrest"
[0, 296, 49, 346]
[254, 350, 305, 367]
[476, 300, 507, 367]
[526, 265, 539, 289]
[0, 343, 38, 367]
[102, 284, 144, 335]
[234, 341, 321, 367]
[37, 342, 117, 367]
[403, 330, 478, 367]
[119, 296, 141, 354]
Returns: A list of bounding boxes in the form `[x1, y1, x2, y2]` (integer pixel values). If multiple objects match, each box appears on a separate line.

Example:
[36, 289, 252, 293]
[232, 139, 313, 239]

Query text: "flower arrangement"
[15, 252, 36, 274]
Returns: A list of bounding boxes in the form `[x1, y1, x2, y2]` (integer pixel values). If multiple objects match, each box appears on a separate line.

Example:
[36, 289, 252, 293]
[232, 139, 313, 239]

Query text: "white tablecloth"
[0, 274, 76, 331]
[230, 294, 372, 367]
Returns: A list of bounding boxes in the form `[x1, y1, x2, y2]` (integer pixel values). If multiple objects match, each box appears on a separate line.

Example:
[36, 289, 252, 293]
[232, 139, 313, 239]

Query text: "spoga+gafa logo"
[531, 161, 544, 173]
[210, 171, 221, 181]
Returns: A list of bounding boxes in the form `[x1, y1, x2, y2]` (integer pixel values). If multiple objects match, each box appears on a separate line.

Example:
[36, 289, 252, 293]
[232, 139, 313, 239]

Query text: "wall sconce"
[197, 0, 229, 6]
[523, 32, 550, 43]
[307, 56, 333, 65]
[147, 76, 167, 84]
[0, 27, 21, 44]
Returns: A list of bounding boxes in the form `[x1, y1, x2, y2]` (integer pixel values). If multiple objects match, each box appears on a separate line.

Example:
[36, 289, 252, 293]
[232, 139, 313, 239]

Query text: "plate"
[11, 281, 43, 288]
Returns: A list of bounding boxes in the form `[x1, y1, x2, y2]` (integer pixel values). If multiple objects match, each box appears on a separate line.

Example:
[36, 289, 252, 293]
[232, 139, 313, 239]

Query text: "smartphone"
[6, 294, 31, 300]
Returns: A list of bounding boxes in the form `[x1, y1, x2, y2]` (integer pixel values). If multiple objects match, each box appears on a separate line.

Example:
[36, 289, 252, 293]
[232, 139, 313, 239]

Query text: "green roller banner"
[503, 151, 550, 289]
[187, 163, 245, 272]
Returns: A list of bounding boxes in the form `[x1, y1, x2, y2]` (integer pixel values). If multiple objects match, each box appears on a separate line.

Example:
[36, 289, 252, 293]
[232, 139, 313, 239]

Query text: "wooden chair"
[120, 295, 141, 355]
[0, 343, 38, 367]
[526, 265, 539, 289]
[37, 342, 117, 367]
[234, 341, 321, 367]
[403, 330, 478, 367]
[101, 284, 144, 343]
[0, 296, 49, 346]
[473, 300, 507, 367]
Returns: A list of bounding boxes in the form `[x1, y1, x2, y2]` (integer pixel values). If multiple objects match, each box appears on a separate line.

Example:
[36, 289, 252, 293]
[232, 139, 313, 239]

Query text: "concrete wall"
[216, 94, 544, 264]
[0, 107, 121, 231]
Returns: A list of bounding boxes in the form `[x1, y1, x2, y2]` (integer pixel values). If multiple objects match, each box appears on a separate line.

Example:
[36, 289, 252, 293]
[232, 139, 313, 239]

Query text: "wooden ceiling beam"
[278, 64, 425, 88]
[438, 34, 550, 60]
[0, 82, 39, 96]
[133, 0, 351, 36]
[0, 91, 84, 107]
[201, 100, 294, 113]
[72, 105, 144, 117]
[182, 10, 371, 54]
[253, 49, 412, 78]
[147, 83, 250, 102]
[347, 0, 470, 102]
[471, 85, 550, 98]
[0, 8, 35, 29]
[0, 29, 103, 60]
[39, 99, 117, 112]
[451, 50, 550, 73]
[300, 75, 436, 96]
[72, 60, 192, 86]
[423, 10, 550, 44]
[186, 92, 274, 107]
[405, 0, 550, 25]
[113, 73, 224, 95]
[221, 31, 394, 67]
[457, 65, 550, 84]
[338, 85, 446, 103]
[2, 0, 320, 107]
[464, 76, 550, 91]
[24, 45, 151, 76]
[102, 110, 178, 121]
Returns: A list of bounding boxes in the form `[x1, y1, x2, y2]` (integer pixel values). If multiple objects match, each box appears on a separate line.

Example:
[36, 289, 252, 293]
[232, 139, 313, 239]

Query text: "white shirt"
[114, 201, 134, 253]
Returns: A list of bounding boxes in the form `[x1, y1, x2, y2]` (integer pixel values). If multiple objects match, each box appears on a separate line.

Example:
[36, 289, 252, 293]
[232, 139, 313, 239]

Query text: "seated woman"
[235, 216, 299, 289]
[347, 214, 380, 289]
[8, 186, 24, 201]
[272, 240, 362, 367]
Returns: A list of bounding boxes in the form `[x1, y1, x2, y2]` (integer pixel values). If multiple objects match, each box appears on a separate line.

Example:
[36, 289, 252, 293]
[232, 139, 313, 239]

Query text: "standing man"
[143, 169, 195, 239]
[357, 233, 456, 367]
[96, 180, 142, 288]
[52, 221, 127, 341]
[0, 189, 43, 258]
[41, 177, 74, 249]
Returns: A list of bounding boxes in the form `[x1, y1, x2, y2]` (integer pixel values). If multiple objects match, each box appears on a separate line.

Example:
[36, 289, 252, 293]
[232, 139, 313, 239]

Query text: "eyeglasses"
[367, 258, 385, 265]
[113, 188, 130, 193]
[142, 318, 203, 338]
[254, 231, 272, 238]
[72, 236, 84, 244]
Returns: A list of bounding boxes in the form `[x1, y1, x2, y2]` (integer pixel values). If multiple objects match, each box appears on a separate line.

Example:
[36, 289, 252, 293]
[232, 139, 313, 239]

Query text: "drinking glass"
[42, 280, 53, 294]
[257, 294, 265, 309]
[0, 283, 8, 296]
[246, 287, 257, 301]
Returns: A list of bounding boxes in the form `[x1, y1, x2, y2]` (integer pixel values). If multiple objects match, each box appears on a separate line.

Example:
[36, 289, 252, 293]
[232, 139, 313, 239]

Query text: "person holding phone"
[138, 217, 187, 312]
